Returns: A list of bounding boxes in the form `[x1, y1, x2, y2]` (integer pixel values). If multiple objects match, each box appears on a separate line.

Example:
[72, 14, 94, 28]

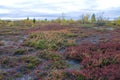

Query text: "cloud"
[0, 0, 120, 19]
[96, 0, 120, 9]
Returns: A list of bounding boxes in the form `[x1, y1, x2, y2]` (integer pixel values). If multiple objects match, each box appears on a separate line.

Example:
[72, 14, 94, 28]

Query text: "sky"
[0, 0, 120, 20]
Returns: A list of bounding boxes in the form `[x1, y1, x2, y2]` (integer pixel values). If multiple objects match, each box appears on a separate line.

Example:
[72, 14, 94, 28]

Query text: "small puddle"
[57, 47, 66, 53]
[15, 75, 33, 80]
[106, 27, 115, 30]
[76, 35, 100, 44]
[76, 33, 111, 45]
[0, 35, 28, 48]
[66, 59, 81, 70]
[93, 27, 115, 31]
[58, 48, 81, 70]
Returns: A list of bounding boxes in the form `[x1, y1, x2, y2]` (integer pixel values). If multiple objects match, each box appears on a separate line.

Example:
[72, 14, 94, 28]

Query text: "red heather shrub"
[64, 41, 120, 62]
[81, 64, 120, 80]
[63, 69, 85, 80]
[64, 43, 96, 61]
[81, 51, 120, 68]
[64, 41, 120, 80]
[98, 42, 120, 53]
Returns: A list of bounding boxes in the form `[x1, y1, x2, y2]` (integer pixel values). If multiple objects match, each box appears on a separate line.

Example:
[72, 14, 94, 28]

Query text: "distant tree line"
[0, 13, 120, 27]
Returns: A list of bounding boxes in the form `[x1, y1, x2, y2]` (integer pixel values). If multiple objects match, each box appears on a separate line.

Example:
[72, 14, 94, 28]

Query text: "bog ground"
[0, 20, 120, 80]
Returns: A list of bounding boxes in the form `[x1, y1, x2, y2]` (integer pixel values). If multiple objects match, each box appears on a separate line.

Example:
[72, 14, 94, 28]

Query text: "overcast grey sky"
[0, 0, 120, 20]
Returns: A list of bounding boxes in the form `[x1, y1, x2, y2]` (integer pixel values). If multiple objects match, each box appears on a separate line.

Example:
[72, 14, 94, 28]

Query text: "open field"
[0, 20, 120, 80]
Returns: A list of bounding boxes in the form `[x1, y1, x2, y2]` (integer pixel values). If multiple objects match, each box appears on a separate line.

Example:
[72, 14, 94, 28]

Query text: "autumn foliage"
[64, 40, 120, 80]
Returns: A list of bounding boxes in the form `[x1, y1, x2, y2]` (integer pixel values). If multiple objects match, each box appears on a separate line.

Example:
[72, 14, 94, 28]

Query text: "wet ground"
[0, 26, 81, 80]
[76, 34, 111, 44]
[0, 27, 35, 79]
[0, 26, 119, 80]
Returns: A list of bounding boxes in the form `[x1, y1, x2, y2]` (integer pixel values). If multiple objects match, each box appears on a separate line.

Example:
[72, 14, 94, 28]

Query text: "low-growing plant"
[37, 50, 63, 61]
[63, 70, 85, 80]
[45, 60, 67, 69]
[0, 41, 4, 46]
[13, 49, 26, 55]
[44, 69, 65, 80]
[21, 56, 41, 66]
[24, 30, 76, 50]
[65, 33, 78, 37]
[0, 57, 19, 68]
[63, 41, 120, 80]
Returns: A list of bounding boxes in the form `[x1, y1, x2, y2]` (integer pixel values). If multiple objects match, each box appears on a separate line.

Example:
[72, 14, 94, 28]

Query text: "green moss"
[77, 75, 85, 80]
[0, 41, 4, 46]
[1, 58, 9, 65]
[63, 71, 85, 80]
[79, 33, 89, 38]
[45, 60, 67, 69]
[102, 58, 117, 66]
[38, 50, 63, 61]
[18, 56, 41, 73]
[0, 76, 3, 80]
[49, 53, 61, 61]
[25, 31, 76, 50]
[65, 33, 78, 37]
[35, 40, 48, 49]
[0, 71, 8, 80]
[24, 56, 40, 65]
[0, 57, 19, 68]
[13, 73, 23, 78]
[13, 49, 26, 55]
[25, 63, 35, 69]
